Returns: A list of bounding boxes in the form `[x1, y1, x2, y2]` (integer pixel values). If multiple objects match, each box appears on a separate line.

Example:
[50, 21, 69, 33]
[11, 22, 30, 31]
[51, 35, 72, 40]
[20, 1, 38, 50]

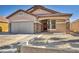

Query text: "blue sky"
[0, 5, 79, 22]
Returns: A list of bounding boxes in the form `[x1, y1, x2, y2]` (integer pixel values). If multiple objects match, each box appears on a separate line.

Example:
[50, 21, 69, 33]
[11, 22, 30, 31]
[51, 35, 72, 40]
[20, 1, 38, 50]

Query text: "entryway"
[0, 26, 2, 32]
[40, 19, 56, 32]
[40, 20, 47, 32]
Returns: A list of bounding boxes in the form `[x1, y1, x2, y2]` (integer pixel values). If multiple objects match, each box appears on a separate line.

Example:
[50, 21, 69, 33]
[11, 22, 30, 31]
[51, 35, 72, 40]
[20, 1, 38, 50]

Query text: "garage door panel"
[11, 21, 34, 33]
[11, 23, 19, 33]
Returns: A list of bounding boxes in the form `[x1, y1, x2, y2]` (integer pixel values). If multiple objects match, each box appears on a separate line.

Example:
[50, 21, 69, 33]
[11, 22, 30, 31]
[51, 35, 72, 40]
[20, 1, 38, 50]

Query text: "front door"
[43, 23, 47, 31]
[41, 20, 47, 31]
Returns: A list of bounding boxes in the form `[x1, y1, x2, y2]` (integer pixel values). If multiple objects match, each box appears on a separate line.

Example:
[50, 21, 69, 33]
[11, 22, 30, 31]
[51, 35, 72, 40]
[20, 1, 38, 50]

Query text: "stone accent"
[34, 23, 42, 33]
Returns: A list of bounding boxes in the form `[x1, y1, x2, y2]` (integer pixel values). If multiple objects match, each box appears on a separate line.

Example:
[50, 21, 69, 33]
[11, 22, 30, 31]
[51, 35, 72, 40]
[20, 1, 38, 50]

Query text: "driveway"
[0, 33, 79, 47]
[0, 34, 36, 47]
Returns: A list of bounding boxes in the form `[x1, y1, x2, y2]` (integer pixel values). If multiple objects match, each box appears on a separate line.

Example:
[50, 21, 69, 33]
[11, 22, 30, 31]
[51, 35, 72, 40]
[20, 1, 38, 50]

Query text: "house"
[0, 16, 8, 32]
[70, 19, 79, 32]
[7, 5, 72, 34]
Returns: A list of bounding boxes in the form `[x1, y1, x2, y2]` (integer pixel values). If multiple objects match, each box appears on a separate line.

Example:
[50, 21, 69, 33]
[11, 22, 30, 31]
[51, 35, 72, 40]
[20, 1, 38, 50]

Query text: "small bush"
[49, 37, 66, 40]
[28, 37, 48, 46]
[0, 45, 11, 49]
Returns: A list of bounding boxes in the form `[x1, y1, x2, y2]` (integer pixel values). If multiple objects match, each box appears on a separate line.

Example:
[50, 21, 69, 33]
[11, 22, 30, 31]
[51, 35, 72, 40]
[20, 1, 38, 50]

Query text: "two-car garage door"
[10, 21, 34, 33]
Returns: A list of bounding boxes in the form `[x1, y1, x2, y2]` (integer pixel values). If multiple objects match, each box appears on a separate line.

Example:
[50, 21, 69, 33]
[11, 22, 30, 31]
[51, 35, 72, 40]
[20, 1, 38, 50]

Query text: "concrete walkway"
[36, 33, 79, 40]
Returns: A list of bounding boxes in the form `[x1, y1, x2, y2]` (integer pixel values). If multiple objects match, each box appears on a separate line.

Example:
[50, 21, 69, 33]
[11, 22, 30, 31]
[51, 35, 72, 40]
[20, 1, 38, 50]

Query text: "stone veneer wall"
[34, 23, 42, 33]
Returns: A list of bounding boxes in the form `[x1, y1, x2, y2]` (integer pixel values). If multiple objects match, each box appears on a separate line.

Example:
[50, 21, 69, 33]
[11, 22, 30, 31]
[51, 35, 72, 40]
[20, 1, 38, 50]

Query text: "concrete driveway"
[0, 34, 36, 47]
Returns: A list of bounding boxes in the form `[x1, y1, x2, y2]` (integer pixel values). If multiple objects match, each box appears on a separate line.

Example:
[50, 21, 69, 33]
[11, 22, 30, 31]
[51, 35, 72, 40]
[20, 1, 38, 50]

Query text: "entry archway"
[0, 26, 2, 32]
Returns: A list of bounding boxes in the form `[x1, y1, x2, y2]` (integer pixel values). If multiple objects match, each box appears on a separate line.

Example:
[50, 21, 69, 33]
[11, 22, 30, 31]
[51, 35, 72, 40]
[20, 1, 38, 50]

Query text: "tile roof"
[7, 9, 37, 19]
[33, 13, 72, 17]
[26, 5, 72, 17]
[7, 5, 72, 19]
[27, 5, 59, 14]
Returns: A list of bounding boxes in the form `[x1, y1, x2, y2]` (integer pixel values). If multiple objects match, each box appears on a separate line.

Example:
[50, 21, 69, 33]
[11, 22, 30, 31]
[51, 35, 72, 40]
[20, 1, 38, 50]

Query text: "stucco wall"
[31, 9, 52, 14]
[70, 21, 79, 32]
[8, 11, 37, 22]
[0, 22, 8, 32]
[56, 22, 66, 33]
[38, 17, 70, 33]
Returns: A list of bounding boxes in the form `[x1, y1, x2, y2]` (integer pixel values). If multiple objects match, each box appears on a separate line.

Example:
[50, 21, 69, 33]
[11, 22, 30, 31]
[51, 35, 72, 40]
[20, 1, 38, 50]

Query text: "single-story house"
[7, 5, 72, 34]
[70, 19, 79, 32]
[0, 16, 8, 32]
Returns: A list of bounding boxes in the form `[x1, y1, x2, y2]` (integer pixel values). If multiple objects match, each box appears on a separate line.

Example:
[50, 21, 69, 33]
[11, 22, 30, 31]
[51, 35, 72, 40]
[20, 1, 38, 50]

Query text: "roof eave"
[6, 9, 37, 19]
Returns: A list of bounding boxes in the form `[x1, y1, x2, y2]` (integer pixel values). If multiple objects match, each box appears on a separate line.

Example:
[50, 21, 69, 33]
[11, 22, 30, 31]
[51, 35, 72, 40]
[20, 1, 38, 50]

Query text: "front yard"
[0, 33, 79, 47]
[0, 33, 79, 52]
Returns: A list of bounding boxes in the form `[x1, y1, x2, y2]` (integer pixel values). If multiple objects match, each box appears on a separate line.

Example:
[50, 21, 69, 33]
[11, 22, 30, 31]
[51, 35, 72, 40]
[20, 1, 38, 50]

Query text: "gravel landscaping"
[28, 36, 79, 49]
[0, 33, 79, 53]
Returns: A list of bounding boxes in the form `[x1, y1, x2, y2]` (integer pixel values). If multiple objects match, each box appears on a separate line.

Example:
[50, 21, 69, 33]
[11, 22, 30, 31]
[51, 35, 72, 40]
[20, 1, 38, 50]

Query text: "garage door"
[11, 21, 34, 33]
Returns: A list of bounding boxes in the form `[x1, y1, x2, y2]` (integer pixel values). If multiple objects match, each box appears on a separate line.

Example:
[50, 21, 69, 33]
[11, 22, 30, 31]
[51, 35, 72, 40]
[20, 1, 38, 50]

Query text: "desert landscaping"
[0, 33, 79, 53]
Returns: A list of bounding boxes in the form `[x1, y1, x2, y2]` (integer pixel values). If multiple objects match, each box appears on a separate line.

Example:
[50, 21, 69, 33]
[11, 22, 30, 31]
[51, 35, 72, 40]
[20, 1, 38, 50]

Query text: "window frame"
[47, 20, 56, 29]
[51, 20, 56, 29]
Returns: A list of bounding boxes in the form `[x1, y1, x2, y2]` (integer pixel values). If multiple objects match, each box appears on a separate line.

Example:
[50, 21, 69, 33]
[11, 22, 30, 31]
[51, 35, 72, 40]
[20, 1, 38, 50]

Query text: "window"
[47, 20, 56, 29]
[51, 20, 56, 29]
[47, 20, 50, 29]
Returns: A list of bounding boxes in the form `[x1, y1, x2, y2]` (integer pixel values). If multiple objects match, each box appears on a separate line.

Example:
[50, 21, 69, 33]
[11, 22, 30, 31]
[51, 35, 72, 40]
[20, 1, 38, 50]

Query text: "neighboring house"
[70, 19, 79, 32]
[7, 5, 72, 34]
[0, 16, 8, 32]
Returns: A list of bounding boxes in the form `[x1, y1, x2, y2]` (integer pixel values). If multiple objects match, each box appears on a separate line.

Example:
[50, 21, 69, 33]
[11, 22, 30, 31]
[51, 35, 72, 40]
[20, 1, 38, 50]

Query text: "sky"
[0, 5, 79, 22]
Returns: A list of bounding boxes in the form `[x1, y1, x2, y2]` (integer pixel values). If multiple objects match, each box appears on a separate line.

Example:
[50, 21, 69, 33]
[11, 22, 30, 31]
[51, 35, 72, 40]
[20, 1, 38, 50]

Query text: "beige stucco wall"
[31, 9, 52, 14]
[0, 22, 8, 32]
[56, 22, 66, 33]
[70, 21, 79, 32]
[8, 11, 37, 22]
